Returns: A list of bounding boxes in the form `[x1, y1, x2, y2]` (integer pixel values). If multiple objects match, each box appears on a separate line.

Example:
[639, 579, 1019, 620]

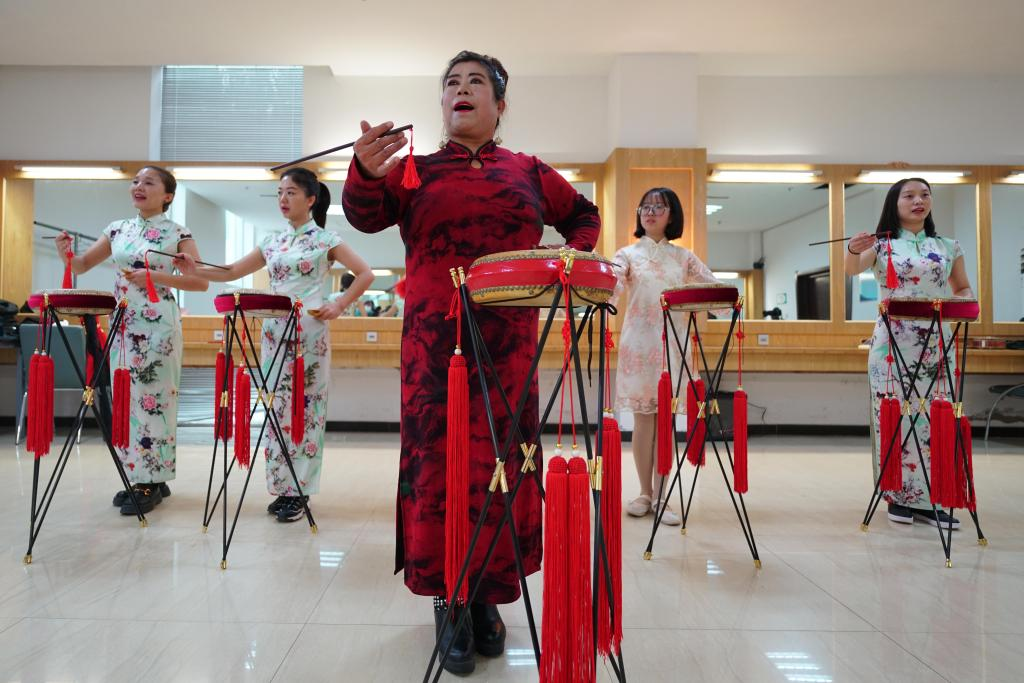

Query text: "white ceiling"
[3, 1, 1023, 77]
[707, 182, 829, 234]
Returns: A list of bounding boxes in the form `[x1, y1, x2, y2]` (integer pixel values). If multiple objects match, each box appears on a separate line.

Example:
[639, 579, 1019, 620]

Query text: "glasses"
[637, 204, 668, 216]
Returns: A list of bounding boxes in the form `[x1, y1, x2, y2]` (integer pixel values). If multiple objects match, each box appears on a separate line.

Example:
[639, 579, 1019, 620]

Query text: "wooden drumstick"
[146, 249, 230, 270]
[270, 124, 414, 172]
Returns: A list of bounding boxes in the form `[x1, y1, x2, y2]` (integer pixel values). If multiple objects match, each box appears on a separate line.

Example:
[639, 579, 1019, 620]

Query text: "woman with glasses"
[611, 187, 719, 526]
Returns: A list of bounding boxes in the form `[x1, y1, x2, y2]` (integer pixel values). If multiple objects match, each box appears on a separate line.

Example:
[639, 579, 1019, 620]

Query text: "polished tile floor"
[0, 430, 1021, 682]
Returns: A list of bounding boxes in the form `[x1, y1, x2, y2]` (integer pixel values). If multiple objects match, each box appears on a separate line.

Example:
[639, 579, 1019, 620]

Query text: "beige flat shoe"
[654, 499, 681, 526]
[626, 494, 652, 517]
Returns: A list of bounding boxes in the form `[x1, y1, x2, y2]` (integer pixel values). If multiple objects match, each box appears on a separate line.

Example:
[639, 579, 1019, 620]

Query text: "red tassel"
[62, 250, 74, 289]
[111, 368, 131, 448]
[656, 371, 673, 476]
[444, 352, 470, 606]
[879, 396, 903, 492]
[541, 456, 569, 683]
[733, 388, 749, 493]
[929, 398, 956, 507]
[885, 237, 898, 290]
[568, 457, 594, 683]
[291, 354, 305, 445]
[31, 353, 55, 458]
[686, 378, 706, 467]
[400, 127, 421, 190]
[214, 350, 233, 441]
[144, 253, 159, 303]
[26, 352, 39, 453]
[233, 363, 251, 468]
[957, 416, 977, 511]
[597, 416, 623, 657]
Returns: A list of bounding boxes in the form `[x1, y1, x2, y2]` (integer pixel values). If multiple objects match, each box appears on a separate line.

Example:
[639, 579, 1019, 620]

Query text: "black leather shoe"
[119, 483, 164, 515]
[113, 483, 170, 506]
[470, 602, 506, 657]
[433, 598, 475, 675]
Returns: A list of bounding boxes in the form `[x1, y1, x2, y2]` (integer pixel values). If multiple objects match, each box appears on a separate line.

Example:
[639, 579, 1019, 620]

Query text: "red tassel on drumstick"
[885, 234, 899, 290]
[401, 127, 422, 190]
[444, 271, 469, 606]
[62, 247, 74, 289]
[143, 253, 159, 303]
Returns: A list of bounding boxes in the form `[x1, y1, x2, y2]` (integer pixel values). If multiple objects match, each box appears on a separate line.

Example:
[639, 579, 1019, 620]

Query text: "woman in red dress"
[342, 50, 600, 674]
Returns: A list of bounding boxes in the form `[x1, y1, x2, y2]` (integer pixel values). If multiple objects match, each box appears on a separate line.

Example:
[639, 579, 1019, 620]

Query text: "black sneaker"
[119, 483, 164, 515]
[887, 504, 913, 524]
[275, 496, 309, 523]
[913, 509, 961, 529]
[470, 602, 506, 657]
[113, 483, 170, 507]
[267, 496, 289, 515]
[433, 597, 475, 675]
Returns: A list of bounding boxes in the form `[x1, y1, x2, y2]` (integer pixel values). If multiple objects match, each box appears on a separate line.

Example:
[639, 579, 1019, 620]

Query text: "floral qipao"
[257, 221, 343, 496]
[868, 229, 964, 508]
[103, 214, 192, 484]
[612, 237, 719, 415]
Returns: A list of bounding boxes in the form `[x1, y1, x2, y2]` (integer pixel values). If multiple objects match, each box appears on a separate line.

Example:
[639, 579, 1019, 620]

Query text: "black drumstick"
[270, 124, 414, 172]
[146, 249, 230, 271]
[808, 231, 892, 247]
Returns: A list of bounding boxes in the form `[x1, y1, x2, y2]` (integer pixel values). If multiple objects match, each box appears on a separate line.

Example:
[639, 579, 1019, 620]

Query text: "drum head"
[28, 289, 118, 316]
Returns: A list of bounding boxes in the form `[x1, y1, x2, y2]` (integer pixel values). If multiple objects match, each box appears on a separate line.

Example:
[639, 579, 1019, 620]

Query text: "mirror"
[991, 183, 1024, 322]
[844, 183, 979, 321]
[706, 181, 830, 320]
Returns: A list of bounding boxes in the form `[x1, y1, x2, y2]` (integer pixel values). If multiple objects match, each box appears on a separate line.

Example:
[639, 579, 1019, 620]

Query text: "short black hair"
[875, 177, 936, 238]
[634, 187, 684, 240]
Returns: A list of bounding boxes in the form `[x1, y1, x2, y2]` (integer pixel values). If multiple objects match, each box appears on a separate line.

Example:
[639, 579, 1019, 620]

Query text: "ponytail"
[312, 182, 330, 228]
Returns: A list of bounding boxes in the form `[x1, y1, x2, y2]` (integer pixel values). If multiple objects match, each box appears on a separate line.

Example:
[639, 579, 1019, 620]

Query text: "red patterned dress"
[343, 140, 600, 601]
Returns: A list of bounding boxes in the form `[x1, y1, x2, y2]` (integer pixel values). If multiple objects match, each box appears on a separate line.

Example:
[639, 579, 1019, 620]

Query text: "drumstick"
[145, 249, 230, 271]
[808, 231, 892, 247]
[270, 124, 414, 172]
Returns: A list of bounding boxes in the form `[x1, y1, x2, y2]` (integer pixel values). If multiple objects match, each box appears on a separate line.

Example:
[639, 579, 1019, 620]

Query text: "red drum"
[885, 297, 979, 323]
[214, 288, 293, 318]
[466, 249, 617, 307]
[661, 283, 739, 312]
[28, 289, 118, 315]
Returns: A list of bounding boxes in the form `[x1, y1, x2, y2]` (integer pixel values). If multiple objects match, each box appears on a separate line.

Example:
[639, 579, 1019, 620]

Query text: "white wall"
[707, 231, 759, 271]
[761, 205, 830, 320]
[181, 189, 225, 315]
[991, 185, 1024, 322]
[0, 66, 153, 160]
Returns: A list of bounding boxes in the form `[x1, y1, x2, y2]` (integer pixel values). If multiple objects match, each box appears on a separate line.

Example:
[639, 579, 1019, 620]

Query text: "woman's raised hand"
[353, 121, 408, 179]
[848, 232, 877, 255]
[173, 252, 197, 275]
[55, 232, 74, 261]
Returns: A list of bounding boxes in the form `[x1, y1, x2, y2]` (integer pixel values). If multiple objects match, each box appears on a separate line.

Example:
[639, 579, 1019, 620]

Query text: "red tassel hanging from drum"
[957, 415, 976, 511]
[233, 363, 251, 468]
[26, 352, 39, 453]
[879, 396, 903, 492]
[733, 388, 749, 493]
[444, 351, 470, 606]
[597, 417, 623, 657]
[401, 127, 421, 190]
[686, 378, 706, 467]
[291, 352, 306, 446]
[214, 350, 233, 441]
[111, 368, 131, 449]
[929, 397, 955, 507]
[885, 236, 899, 291]
[656, 371, 673, 476]
[36, 352, 54, 457]
[144, 253, 159, 303]
[568, 457, 594, 683]
[541, 456, 569, 683]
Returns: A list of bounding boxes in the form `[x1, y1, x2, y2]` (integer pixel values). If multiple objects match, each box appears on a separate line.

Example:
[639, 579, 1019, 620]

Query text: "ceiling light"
[17, 166, 125, 180]
[556, 168, 581, 180]
[371, 269, 394, 276]
[706, 204, 723, 215]
[713, 271, 740, 279]
[321, 170, 348, 182]
[856, 170, 968, 184]
[327, 205, 344, 215]
[709, 170, 822, 183]
[1004, 171, 1024, 184]
[170, 167, 275, 181]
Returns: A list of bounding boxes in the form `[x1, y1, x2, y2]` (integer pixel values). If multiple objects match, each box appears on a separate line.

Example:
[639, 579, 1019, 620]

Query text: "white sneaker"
[625, 495, 652, 517]
[654, 500, 681, 526]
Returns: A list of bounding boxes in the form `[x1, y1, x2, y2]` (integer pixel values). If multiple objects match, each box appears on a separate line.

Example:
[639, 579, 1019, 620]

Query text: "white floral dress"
[103, 213, 192, 484]
[258, 221, 343, 496]
[868, 229, 964, 509]
[612, 237, 719, 414]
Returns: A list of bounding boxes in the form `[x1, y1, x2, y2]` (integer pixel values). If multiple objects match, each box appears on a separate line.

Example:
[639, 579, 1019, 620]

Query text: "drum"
[661, 283, 739, 312]
[466, 249, 617, 307]
[885, 296, 980, 323]
[28, 289, 118, 315]
[214, 288, 293, 318]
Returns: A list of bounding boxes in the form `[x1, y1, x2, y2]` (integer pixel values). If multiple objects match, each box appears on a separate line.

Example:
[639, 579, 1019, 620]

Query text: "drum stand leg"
[25, 305, 144, 565]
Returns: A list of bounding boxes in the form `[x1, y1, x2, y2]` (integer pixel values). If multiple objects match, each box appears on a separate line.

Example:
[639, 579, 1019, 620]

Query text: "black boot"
[433, 597, 475, 675]
[113, 483, 170, 507]
[470, 601, 506, 657]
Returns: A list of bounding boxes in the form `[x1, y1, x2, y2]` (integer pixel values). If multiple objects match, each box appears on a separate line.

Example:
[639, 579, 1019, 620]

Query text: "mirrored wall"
[992, 183, 1024, 323]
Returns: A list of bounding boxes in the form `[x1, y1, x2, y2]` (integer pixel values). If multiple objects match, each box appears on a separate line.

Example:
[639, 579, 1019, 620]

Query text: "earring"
[439, 132, 449, 149]
[494, 135, 503, 146]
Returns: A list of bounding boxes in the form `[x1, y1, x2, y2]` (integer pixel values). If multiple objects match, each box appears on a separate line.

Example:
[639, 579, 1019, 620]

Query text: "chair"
[16, 323, 86, 445]
[984, 382, 1024, 444]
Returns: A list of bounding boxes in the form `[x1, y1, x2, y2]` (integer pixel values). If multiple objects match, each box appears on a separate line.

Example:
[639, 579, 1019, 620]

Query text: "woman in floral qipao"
[178, 168, 373, 523]
[56, 166, 208, 515]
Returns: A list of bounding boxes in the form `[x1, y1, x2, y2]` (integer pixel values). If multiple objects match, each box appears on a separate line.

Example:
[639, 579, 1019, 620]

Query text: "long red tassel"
[879, 396, 903, 492]
[401, 127, 421, 190]
[733, 388, 749, 493]
[568, 456, 594, 683]
[62, 249, 74, 289]
[214, 350, 233, 441]
[26, 352, 39, 453]
[444, 352, 470, 606]
[33, 353, 55, 458]
[686, 378, 706, 467]
[111, 368, 131, 448]
[597, 416, 623, 657]
[541, 456, 569, 683]
[885, 236, 899, 290]
[929, 397, 955, 506]
[144, 253, 159, 303]
[234, 363, 251, 468]
[291, 354, 305, 445]
[957, 415, 976, 511]
[656, 371, 673, 476]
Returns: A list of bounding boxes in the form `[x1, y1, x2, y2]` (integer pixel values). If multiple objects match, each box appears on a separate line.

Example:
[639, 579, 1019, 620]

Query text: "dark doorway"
[796, 267, 830, 320]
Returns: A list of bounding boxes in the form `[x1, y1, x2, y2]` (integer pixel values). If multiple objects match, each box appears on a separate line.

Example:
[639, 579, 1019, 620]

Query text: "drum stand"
[200, 299, 317, 569]
[24, 298, 146, 564]
[425, 274, 626, 683]
[643, 304, 761, 567]
[860, 309, 986, 566]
